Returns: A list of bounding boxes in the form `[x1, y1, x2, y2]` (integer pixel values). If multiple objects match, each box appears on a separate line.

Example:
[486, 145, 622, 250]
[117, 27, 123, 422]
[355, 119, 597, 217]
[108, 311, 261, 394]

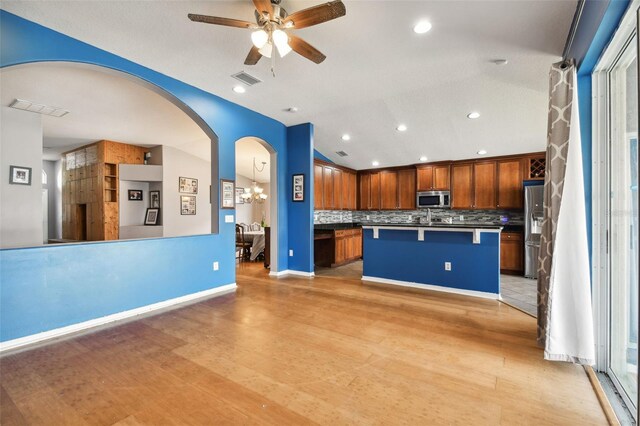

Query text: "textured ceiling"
[2, 0, 576, 169]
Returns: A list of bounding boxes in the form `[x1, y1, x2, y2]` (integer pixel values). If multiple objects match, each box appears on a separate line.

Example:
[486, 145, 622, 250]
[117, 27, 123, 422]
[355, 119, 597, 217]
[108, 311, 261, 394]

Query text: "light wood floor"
[0, 262, 606, 425]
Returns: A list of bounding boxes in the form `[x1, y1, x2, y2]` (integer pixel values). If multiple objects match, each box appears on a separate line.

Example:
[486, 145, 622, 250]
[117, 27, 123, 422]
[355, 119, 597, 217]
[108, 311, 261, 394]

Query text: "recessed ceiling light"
[419, 156, 428, 162]
[413, 21, 432, 34]
[372, 161, 380, 167]
[477, 150, 487, 155]
[467, 112, 480, 119]
[232, 85, 246, 94]
[341, 134, 351, 141]
[396, 124, 407, 132]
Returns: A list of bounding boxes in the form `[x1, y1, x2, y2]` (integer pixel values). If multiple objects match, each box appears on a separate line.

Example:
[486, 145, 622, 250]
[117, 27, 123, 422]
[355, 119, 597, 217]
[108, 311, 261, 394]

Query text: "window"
[593, 2, 639, 417]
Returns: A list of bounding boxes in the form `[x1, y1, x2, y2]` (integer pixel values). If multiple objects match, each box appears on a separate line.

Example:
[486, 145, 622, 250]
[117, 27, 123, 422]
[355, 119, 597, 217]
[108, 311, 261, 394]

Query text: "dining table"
[243, 230, 265, 261]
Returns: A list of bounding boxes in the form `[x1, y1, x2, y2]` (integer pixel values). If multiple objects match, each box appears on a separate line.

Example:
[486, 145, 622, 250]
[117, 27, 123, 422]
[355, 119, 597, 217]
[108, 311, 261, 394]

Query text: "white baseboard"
[361, 276, 499, 300]
[0, 283, 237, 354]
[269, 269, 315, 278]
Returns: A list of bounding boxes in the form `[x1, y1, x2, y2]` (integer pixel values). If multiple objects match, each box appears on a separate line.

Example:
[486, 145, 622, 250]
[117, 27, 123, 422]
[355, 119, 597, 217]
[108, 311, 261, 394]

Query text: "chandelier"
[241, 157, 268, 204]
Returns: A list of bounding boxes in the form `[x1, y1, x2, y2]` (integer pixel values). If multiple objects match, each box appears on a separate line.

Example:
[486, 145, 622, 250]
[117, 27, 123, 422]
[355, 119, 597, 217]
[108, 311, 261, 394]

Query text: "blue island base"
[361, 226, 501, 299]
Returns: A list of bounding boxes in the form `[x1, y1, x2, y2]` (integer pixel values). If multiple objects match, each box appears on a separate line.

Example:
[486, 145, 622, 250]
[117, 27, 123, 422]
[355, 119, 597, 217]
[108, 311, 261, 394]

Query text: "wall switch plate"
[366, 215, 370, 220]
[445, 262, 452, 271]
[225, 215, 234, 223]
[213, 262, 219, 271]
[289, 249, 293, 257]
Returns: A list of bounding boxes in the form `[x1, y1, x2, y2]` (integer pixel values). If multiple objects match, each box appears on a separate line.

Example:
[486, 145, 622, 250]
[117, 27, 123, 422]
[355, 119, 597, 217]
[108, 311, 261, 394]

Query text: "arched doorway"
[235, 136, 278, 273]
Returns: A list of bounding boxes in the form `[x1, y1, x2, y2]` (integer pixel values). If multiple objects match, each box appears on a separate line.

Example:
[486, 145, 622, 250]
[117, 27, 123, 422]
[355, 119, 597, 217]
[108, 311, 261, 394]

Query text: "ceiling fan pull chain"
[271, 50, 276, 77]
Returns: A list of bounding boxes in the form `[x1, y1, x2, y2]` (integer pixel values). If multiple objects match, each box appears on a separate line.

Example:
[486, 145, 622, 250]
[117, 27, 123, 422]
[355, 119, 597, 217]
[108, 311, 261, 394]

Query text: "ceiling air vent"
[9, 99, 69, 117]
[231, 71, 262, 86]
[335, 151, 349, 157]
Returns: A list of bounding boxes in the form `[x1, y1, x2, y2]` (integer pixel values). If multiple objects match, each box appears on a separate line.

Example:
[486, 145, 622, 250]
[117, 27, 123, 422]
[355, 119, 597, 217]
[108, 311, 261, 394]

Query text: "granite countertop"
[360, 222, 503, 230]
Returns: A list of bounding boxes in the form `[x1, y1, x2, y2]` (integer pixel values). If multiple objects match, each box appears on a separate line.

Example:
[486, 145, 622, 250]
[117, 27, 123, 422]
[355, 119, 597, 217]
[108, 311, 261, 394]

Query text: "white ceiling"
[2, 1, 577, 169]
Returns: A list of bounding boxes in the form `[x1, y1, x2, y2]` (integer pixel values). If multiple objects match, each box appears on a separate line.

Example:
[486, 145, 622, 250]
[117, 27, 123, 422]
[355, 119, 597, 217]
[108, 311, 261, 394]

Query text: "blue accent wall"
[287, 124, 315, 272]
[313, 149, 333, 163]
[0, 11, 314, 343]
[363, 229, 500, 294]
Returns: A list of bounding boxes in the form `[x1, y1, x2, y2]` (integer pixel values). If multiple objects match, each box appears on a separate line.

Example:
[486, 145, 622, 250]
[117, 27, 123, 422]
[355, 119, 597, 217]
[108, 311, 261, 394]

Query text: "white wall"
[161, 145, 211, 237]
[42, 159, 62, 240]
[252, 181, 270, 226]
[235, 174, 254, 225]
[1, 107, 43, 248]
[118, 180, 150, 227]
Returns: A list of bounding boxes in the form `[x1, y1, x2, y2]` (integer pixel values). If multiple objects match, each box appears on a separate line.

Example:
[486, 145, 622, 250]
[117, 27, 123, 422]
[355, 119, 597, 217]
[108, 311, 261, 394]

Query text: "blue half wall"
[0, 10, 314, 344]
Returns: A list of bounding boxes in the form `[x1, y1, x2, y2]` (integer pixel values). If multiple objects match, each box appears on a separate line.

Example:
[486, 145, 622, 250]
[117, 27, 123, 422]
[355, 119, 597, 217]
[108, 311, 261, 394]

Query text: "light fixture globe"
[251, 30, 268, 48]
[272, 29, 292, 57]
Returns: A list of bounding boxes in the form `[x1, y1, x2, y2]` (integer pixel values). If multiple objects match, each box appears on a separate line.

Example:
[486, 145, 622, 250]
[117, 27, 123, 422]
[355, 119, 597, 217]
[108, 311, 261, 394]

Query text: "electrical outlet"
[444, 262, 452, 271]
[213, 262, 219, 271]
[289, 249, 294, 257]
[366, 215, 370, 220]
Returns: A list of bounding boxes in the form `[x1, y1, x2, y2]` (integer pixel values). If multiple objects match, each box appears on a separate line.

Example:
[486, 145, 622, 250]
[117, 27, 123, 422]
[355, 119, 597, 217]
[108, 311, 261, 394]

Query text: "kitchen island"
[362, 223, 501, 299]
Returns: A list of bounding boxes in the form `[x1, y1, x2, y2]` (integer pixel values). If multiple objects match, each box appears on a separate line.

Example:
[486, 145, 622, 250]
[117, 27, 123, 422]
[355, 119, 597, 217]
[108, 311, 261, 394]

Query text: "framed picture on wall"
[221, 179, 235, 209]
[9, 165, 32, 185]
[292, 174, 304, 202]
[128, 189, 143, 201]
[235, 187, 245, 204]
[149, 190, 160, 208]
[144, 208, 160, 225]
[181, 195, 196, 215]
[179, 176, 198, 194]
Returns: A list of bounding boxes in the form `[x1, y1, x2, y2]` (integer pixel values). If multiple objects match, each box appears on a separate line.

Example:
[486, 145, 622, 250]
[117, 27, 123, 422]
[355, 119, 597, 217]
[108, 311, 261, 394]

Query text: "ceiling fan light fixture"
[272, 29, 292, 57]
[259, 42, 273, 58]
[251, 29, 269, 48]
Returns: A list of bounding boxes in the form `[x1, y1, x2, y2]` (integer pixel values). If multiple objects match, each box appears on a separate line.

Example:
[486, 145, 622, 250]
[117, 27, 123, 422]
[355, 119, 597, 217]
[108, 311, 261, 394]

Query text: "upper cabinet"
[497, 159, 524, 209]
[451, 163, 474, 209]
[316, 152, 541, 212]
[417, 164, 450, 191]
[359, 168, 415, 210]
[313, 160, 357, 211]
[397, 168, 416, 209]
[473, 161, 497, 209]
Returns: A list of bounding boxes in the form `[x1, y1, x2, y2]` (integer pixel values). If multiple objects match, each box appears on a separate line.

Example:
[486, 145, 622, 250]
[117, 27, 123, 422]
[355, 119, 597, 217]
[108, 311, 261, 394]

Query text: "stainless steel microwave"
[416, 191, 451, 208]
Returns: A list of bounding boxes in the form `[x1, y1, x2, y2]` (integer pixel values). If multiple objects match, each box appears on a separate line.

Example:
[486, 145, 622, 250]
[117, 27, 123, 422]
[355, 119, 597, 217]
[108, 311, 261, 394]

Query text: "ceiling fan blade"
[288, 35, 326, 64]
[283, 0, 346, 29]
[188, 13, 254, 29]
[252, 0, 273, 17]
[244, 46, 263, 65]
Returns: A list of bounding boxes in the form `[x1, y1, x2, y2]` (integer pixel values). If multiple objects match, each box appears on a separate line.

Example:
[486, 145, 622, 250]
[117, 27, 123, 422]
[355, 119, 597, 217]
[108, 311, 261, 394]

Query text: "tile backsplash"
[314, 209, 524, 225]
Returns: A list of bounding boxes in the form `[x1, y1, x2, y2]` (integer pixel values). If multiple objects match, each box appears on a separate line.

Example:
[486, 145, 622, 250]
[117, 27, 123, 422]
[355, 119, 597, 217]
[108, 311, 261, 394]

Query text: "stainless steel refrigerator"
[524, 185, 544, 279]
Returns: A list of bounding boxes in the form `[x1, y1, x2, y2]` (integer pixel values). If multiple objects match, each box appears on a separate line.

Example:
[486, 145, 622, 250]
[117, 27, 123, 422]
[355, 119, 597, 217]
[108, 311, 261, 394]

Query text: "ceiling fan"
[188, 0, 346, 66]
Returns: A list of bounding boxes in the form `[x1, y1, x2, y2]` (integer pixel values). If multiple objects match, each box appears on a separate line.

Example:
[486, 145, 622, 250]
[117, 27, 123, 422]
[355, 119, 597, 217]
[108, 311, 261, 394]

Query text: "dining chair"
[235, 224, 252, 261]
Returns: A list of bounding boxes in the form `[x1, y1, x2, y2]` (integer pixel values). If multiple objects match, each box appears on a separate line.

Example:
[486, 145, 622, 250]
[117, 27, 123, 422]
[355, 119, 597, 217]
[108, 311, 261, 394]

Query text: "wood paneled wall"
[62, 140, 146, 241]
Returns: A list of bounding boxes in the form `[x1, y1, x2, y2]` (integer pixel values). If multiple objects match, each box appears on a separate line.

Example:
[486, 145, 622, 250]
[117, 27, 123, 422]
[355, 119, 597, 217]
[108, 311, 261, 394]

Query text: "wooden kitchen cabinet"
[333, 168, 342, 210]
[397, 168, 416, 209]
[417, 164, 450, 191]
[473, 161, 497, 209]
[313, 160, 357, 210]
[359, 173, 371, 210]
[370, 172, 381, 210]
[500, 231, 524, 274]
[314, 163, 324, 210]
[315, 228, 363, 267]
[451, 163, 474, 209]
[497, 159, 524, 209]
[323, 166, 334, 209]
[380, 171, 398, 210]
